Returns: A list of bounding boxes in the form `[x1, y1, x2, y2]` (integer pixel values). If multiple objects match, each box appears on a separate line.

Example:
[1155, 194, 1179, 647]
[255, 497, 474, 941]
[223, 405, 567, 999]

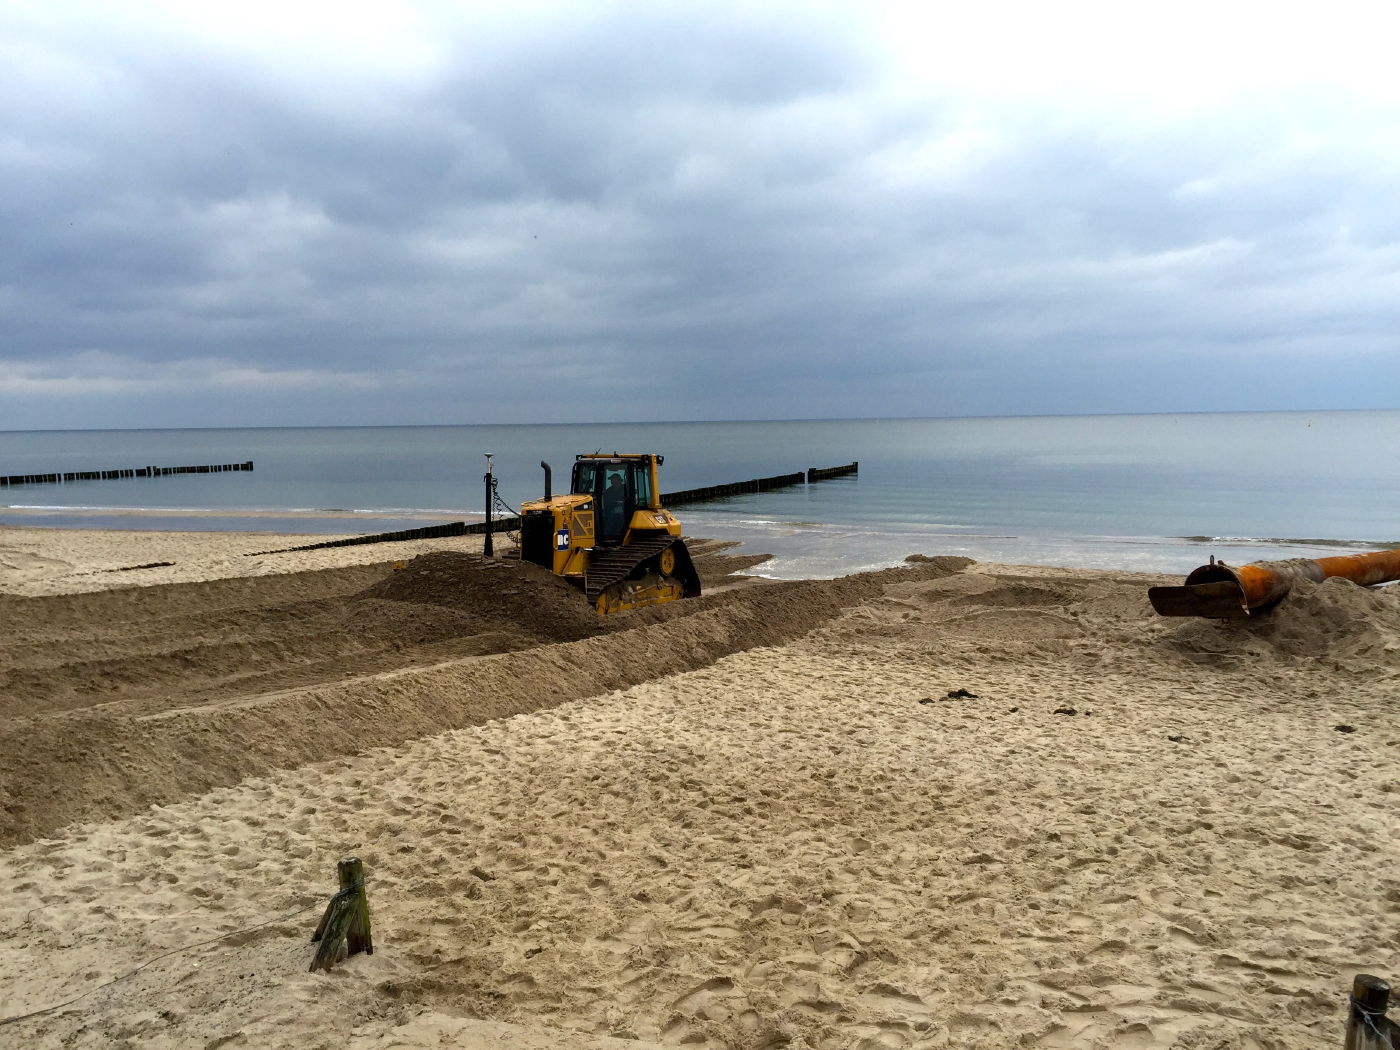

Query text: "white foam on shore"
[677, 512, 1379, 579]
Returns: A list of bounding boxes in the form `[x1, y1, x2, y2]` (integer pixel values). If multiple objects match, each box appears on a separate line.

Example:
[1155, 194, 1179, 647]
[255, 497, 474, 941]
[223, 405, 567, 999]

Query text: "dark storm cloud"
[2, 2, 1398, 428]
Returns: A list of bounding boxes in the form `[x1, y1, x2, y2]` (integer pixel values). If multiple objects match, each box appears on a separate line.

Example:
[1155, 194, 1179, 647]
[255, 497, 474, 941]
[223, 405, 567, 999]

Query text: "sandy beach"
[1, 526, 1397, 1049]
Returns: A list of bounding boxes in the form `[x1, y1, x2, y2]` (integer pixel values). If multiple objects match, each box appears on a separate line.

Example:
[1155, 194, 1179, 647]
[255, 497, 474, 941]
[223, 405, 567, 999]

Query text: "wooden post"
[1346, 974, 1393, 1050]
[482, 454, 495, 558]
[309, 857, 372, 972]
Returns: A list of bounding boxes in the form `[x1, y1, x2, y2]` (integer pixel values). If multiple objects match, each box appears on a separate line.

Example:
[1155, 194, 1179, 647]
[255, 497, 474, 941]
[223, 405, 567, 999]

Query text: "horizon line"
[1, 405, 1396, 435]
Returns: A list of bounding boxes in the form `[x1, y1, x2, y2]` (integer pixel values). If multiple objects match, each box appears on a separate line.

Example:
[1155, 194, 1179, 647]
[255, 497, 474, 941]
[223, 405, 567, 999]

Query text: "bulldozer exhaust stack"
[1149, 548, 1400, 618]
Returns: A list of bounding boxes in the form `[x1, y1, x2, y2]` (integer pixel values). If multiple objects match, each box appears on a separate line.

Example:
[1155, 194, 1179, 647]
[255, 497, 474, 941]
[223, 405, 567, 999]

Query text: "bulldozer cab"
[571, 456, 654, 546]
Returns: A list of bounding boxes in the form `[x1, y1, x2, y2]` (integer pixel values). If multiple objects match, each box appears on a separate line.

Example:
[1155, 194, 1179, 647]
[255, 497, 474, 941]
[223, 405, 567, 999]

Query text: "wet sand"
[1, 528, 1397, 1049]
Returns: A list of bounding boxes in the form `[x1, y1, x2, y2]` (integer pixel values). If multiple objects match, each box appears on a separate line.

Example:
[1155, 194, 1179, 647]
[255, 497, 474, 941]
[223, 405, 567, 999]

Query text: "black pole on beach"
[483, 453, 495, 558]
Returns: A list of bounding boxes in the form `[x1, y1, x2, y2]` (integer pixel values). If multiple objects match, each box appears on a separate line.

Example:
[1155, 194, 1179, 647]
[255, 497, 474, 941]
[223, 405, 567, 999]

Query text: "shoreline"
[3, 521, 1393, 602]
[5, 509, 1394, 589]
[7, 506, 1389, 547]
[0, 524, 1183, 599]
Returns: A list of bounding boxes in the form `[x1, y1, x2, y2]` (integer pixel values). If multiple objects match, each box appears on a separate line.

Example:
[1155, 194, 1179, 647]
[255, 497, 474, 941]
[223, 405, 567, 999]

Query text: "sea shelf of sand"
[1, 526, 1397, 1050]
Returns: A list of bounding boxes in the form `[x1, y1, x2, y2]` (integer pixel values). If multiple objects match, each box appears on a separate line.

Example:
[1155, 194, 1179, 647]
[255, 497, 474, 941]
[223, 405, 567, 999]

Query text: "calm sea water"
[2, 413, 1397, 578]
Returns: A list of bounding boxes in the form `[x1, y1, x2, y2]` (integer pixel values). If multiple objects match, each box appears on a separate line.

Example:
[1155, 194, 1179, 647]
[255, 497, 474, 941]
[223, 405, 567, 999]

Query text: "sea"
[2, 412, 1397, 580]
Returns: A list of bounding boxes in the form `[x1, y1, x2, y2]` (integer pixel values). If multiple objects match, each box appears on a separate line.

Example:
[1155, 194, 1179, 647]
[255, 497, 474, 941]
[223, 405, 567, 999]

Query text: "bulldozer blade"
[1148, 581, 1248, 618]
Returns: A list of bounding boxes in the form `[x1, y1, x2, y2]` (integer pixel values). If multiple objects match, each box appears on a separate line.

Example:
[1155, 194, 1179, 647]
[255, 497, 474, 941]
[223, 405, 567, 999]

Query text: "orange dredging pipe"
[1148, 548, 1400, 618]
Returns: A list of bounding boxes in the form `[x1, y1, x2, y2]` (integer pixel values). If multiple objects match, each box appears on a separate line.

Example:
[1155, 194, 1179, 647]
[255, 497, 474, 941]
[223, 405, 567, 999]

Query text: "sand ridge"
[0, 545, 947, 846]
[0, 532, 1397, 1049]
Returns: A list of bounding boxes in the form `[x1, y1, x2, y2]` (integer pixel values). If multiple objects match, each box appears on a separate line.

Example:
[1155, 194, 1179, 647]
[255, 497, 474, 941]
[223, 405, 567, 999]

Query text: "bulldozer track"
[585, 537, 680, 601]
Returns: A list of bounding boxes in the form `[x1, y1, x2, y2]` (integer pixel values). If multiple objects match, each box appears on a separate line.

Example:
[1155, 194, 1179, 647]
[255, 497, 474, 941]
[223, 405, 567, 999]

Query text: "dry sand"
[0, 524, 496, 596]
[1, 527, 1397, 1050]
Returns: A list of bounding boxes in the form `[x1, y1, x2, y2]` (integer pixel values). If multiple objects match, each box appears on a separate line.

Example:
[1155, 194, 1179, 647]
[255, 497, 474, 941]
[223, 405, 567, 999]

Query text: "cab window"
[571, 462, 597, 497]
[600, 466, 629, 541]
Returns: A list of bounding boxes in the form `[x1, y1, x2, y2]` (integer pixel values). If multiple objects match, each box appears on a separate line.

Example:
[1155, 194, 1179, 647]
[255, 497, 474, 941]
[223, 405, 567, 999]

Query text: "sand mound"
[858, 569, 1097, 654]
[359, 551, 613, 644]
[948, 579, 1067, 609]
[356, 544, 777, 643]
[1166, 577, 1400, 669]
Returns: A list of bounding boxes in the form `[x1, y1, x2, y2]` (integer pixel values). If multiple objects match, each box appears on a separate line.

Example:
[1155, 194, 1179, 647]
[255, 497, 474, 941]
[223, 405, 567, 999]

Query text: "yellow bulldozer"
[518, 453, 702, 613]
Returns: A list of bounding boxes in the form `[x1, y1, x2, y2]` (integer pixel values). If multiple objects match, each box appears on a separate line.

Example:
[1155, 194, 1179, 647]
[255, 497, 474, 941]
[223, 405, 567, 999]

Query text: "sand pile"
[840, 564, 1151, 663]
[1164, 577, 1400, 671]
[359, 551, 614, 643]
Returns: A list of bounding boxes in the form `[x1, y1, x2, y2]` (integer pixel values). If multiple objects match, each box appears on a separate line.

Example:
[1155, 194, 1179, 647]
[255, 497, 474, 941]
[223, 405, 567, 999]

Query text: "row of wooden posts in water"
[659, 462, 858, 508]
[0, 461, 254, 487]
[2, 460, 851, 498]
[249, 462, 860, 556]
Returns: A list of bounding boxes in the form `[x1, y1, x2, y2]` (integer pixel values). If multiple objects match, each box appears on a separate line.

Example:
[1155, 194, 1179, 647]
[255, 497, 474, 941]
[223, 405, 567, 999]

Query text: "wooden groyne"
[470, 461, 857, 525]
[249, 521, 469, 556]
[662, 471, 807, 509]
[807, 461, 857, 483]
[246, 462, 859, 556]
[1, 461, 253, 487]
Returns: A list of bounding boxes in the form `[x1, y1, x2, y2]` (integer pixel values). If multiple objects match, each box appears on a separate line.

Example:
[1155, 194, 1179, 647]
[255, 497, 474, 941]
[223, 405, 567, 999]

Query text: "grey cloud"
[2, 4, 1398, 429]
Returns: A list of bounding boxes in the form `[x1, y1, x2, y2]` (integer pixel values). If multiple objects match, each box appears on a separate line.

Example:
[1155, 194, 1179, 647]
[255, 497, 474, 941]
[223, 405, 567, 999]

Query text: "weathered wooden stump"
[1346, 974, 1394, 1050]
[309, 857, 373, 972]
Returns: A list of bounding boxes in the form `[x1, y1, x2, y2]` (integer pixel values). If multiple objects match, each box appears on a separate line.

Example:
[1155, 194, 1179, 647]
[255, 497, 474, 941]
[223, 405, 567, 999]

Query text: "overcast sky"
[4, 0, 1399, 429]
